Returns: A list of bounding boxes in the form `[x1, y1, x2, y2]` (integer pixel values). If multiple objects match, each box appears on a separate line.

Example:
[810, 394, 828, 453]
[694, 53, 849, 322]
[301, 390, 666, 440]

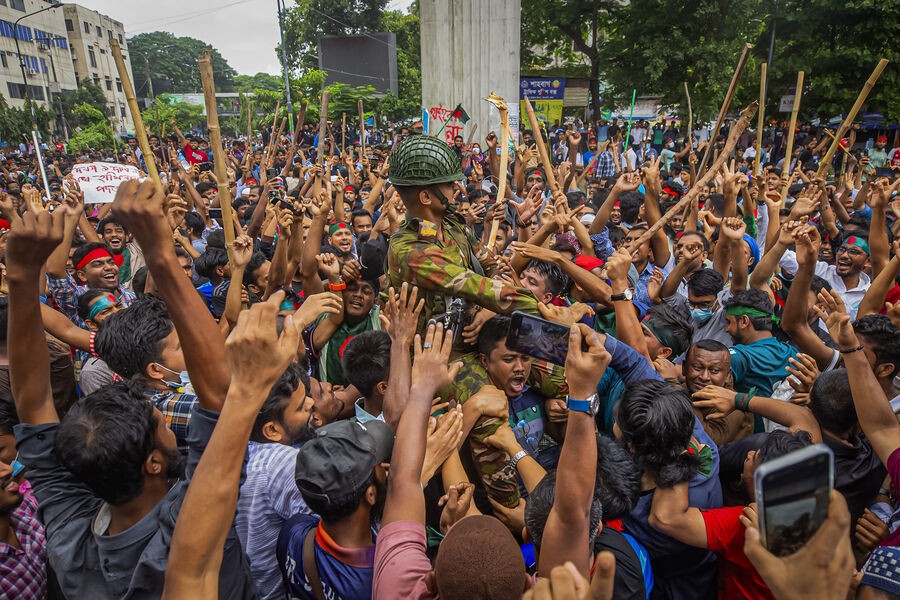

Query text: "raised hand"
[225, 291, 300, 397]
[410, 322, 461, 395]
[315, 252, 342, 281]
[537, 302, 595, 327]
[604, 247, 632, 285]
[786, 352, 819, 405]
[231, 234, 254, 269]
[641, 155, 662, 198]
[378, 282, 424, 348]
[793, 225, 822, 266]
[111, 179, 171, 250]
[720, 216, 747, 241]
[438, 479, 477, 535]
[565, 129, 582, 146]
[422, 406, 464, 486]
[811, 289, 857, 351]
[6, 210, 65, 272]
[691, 385, 737, 420]
[564, 323, 611, 402]
[294, 291, 342, 329]
[510, 241, 562, 264]
[612, 171, 641, 194]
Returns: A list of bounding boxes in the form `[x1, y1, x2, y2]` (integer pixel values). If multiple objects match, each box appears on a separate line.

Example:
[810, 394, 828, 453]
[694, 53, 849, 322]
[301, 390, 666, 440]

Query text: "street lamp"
[14, 0, 62, 129]
[13, 0, 62, 200]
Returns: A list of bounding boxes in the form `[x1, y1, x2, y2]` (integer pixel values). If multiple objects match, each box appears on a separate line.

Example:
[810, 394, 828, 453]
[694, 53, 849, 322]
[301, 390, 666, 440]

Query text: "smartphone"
[754, 444, 833, 557]
[506, 310, 571, 366]
[208, 207, 223, 220]
[330, 175, 338, 182]
[269, 190, 282, 203]
[266, 168, 278, 178]
[198, 162, 213, 172]
[875, 167, 894, 179]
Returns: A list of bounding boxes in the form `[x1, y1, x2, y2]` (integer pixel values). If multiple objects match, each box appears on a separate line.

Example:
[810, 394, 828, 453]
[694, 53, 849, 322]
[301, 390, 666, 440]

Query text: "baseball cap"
[294, 419, 394, 506]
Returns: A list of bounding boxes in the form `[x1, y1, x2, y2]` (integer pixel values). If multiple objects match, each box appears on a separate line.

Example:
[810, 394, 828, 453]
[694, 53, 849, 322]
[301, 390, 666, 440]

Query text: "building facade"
[0, 0, 78, 137]
[63, 3, 133, 134]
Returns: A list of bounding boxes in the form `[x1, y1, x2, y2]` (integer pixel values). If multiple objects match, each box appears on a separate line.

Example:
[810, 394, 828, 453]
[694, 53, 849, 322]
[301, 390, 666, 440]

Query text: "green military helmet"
[388, 134, 463, 186]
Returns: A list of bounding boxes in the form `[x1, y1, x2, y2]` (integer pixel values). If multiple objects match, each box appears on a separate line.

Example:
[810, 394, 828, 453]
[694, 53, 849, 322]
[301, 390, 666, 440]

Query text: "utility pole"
[277, 0, 294, 135]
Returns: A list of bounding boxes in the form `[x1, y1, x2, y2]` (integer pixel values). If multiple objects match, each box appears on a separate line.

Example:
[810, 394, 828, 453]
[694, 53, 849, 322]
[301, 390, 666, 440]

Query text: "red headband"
[76, 248, 113, 271]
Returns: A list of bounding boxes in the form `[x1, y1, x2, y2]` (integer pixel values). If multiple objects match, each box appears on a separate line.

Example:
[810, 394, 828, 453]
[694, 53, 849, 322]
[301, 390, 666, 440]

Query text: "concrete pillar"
[420, 0, 521, 143]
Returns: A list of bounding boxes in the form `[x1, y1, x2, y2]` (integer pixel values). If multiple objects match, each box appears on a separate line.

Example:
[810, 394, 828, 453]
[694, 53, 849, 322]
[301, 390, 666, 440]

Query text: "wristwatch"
[610, 289, 633, 302]
[566, 393, 600, 416]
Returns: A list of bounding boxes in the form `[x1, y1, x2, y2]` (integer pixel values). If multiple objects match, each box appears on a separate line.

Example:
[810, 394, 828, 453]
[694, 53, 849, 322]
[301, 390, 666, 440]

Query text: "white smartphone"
[754, 444, 833, 557]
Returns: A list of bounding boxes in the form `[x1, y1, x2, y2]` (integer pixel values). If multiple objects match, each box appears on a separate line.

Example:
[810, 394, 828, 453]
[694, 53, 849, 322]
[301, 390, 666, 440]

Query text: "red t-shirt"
[882, 447, 900, 546]
[702, 506, 774, 600]
[182, 141, 209, 165]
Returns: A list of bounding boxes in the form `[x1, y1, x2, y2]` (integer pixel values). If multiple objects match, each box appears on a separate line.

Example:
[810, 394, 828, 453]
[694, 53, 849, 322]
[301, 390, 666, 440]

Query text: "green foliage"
[59, 80, 110, 127]
[127, 32, 237, 94]
[67, 102, 115, 152]
[759, 0, 900, 122]
[234, 73, 284, 93]
[141, 98, 206, 133]
[379, 9, 420, 121]
[0, 95, 54, 142]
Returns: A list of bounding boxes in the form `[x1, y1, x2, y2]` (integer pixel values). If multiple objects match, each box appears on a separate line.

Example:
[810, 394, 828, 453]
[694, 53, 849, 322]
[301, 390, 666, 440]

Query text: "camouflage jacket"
[387, 210, 540, 333]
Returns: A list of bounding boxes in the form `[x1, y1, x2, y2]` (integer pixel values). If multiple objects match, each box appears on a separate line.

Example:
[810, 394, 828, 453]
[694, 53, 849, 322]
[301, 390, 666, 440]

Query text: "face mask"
[472, 147, 481, 155]
[740, 166, 749, 173]
[691, 308, 714, 325]
[155, 363, 191, 393]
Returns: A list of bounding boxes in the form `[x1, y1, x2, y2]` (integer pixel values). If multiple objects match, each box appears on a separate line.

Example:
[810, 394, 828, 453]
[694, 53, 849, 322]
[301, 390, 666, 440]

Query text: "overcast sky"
[76, 0, 413, 76]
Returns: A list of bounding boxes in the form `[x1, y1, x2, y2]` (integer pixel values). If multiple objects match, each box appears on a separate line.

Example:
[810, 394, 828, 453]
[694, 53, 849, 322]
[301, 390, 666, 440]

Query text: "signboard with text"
[519, 78, 566, 100]
[70, 162, 141, 204]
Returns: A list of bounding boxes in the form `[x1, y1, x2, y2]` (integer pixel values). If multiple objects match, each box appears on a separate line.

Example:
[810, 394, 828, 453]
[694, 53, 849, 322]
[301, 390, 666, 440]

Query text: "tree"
[67, 103, 115, 152]
[602, 0, 764, 121]
[141, 99, 205, 135]
[379, 9, 420, 122]
[234, 73, 284, 93]
[58, 80, 109, 128]
[520, 0, 617, 121]
[127, 32, 237, 95]
[758, 0, 900, 122]
[282, 0, 388, 72]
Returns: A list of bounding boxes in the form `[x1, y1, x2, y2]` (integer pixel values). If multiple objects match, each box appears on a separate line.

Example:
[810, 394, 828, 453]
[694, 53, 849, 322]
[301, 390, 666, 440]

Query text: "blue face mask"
[155, 363, 191, 392]
[691, 308, 714, 325]
[740, 166, 749, 173]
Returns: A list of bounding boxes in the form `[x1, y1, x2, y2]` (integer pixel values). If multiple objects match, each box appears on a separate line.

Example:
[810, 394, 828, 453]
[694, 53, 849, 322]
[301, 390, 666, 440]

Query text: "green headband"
[726, 305, 780, 325]
[88, 294, 118, 321]
[643, 319, 686, 356]
[843, 236, 870, 255]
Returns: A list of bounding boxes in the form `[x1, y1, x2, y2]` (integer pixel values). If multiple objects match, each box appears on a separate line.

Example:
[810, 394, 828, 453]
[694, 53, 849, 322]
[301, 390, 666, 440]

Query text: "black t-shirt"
[594, 527, 648, 600]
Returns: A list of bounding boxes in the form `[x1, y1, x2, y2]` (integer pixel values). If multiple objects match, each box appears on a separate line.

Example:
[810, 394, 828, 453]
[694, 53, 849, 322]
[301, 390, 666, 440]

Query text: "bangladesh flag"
[451, 103, 470, 124]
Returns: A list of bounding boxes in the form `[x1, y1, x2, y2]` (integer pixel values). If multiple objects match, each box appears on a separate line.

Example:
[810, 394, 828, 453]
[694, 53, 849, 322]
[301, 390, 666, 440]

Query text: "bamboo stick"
[816, 59, 889, 178]
[523, 97, 560, 195]
[697, 43, 753, 178]
[755, 63, 766, 175]
[268, 100, 281, 151]
[357, 99, 365, 157]
[822, 130, 852, 157]
[341, 112, 346, 154]
[318, 91, 331, 168]
[684, 81, 693, 151]
[198, 51, 236, 265]
[779, 71, 805, 208]
[272, 117, 286, 153]
[484, 92, 510, 251]
[631, 101, 758, 249]
[246, 98, 252, 142]
[110, 40, 161, 193]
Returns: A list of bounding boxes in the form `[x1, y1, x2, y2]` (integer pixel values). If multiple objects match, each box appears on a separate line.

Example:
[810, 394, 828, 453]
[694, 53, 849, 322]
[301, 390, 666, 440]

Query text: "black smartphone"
[754, 444, 833, 557]
[266, 168, 278, 178]
[875, 166, 894, 179]
[198, 162, 213, 172]
[208, 207, 222, 220]
[506, 310, 571, 366]
[269, 190, 282, 204]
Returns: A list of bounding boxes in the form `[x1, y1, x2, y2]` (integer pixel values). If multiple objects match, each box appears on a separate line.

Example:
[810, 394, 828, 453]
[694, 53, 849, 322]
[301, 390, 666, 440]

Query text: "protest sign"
[70, 162, 140, 204]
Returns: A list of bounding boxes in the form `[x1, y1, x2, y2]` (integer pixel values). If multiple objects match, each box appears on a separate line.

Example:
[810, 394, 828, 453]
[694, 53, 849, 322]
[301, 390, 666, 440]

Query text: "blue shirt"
[277, 514, 375, 600]
[596, 335, 661, 435]
[729, 336, 797, 397]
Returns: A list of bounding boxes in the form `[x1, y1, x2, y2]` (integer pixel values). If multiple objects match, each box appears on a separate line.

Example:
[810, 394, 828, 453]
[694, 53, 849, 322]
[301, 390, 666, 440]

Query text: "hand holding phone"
[506, 311, 571, 366]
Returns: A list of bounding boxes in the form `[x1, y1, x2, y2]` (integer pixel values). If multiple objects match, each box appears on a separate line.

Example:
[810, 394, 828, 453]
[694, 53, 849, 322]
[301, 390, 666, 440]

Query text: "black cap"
[294, 419, 393, 506]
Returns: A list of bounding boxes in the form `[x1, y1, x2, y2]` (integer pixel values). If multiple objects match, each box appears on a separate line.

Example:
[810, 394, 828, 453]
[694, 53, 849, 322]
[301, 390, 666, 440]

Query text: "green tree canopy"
[67, 103, 115, 153]
[127, 32, 237, 95]
[59, 79, 110, 128]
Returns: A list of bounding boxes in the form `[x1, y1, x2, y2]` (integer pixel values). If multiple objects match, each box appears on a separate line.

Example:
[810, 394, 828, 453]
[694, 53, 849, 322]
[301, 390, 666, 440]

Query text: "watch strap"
[610, 292, 628, 301]
[511, 450, 528, 467]
[566, 397, 592, 414]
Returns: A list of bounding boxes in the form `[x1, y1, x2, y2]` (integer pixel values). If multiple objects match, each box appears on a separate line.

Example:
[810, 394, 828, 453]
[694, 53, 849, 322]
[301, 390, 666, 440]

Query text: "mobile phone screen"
[208, 208, 223, 220]
[506, 310, 571, 366]
[755, 444, 833, 557]
[875, 167, 894, 179]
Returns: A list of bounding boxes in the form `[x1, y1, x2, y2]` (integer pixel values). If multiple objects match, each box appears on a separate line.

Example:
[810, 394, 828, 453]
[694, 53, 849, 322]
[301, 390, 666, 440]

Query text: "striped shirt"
[236, 442, 311, 600]
[0, 482, 47, 600]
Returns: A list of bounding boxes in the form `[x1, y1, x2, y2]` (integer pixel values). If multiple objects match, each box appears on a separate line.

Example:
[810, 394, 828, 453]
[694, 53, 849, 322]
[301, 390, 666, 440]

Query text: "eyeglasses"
[836, 246, 866, 257]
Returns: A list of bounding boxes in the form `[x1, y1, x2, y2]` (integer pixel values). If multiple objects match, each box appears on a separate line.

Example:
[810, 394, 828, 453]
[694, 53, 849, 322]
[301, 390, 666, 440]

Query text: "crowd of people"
[0, 103, 898, 600]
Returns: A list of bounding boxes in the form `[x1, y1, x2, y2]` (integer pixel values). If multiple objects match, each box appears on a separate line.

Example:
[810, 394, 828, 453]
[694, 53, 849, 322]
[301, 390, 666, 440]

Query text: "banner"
[520, 100, 563, 132]
[520, 77, 566, 100]
[70, 162, 141, 204]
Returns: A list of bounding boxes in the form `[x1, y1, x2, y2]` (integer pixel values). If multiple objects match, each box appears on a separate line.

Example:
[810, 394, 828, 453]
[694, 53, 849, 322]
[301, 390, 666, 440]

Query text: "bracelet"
[877, 487, 891, 497]
[733, 386, 757, 412]
[510, 450, 528, 468]
[839, 344, 865, 354]
[327, 280, 346, 291]
[89, 331, 98, 358]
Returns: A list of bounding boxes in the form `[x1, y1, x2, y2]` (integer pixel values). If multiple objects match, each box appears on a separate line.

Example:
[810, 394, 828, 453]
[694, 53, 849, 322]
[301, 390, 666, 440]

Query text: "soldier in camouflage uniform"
[387, 135, 551, 509]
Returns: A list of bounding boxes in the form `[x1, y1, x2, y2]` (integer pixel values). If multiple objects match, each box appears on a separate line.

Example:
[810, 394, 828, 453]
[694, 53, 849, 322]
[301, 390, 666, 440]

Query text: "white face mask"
[472, 147, 481, 155]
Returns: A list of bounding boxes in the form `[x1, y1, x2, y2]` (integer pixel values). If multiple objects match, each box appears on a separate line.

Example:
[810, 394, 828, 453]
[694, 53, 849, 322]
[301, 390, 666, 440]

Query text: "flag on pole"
[451, 103, 470, 125]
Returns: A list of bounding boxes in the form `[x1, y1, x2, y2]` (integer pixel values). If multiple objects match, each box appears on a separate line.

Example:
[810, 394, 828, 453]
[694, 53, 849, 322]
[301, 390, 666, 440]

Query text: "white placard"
[70, 162, 141, 204]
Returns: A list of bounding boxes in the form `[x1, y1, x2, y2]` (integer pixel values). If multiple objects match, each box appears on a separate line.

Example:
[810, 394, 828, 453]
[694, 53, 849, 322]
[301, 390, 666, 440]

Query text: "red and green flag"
[451, 103, 470, 124]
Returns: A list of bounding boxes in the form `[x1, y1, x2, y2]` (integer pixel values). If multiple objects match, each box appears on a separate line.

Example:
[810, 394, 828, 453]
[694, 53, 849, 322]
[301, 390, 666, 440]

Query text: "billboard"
[318, 33, 398, 96]
[520, 78, 566, 129]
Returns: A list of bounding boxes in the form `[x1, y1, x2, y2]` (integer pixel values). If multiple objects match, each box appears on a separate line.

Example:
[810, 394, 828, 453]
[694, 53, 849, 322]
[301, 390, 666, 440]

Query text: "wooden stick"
[779, 71, 805, 208]
[268, 100, 281, 150]
[341, 112, 346, 154]
[247, 99, 252, 142]
[822, 130, 852, 157]
[484, 93, 510, 251]
[684, 81, 693, 151]
[295, 100, 307, 144]
[318, 91, 331, 168]
[110, 40, 161, 193]
[523, 97, 560, 195]
[631, 101, 758, 249]
[816, 59, 889, 178]
[755, 63, 766, 175]
[697, 43, 753, 178]
[273, 117, 287, 152]
[357, 99, 365, 157]
[198, 51, 236, 265]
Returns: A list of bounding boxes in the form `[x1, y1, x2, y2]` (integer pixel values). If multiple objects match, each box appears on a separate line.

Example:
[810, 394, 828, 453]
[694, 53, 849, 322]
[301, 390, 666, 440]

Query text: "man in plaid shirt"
[0, 468, 47, 600]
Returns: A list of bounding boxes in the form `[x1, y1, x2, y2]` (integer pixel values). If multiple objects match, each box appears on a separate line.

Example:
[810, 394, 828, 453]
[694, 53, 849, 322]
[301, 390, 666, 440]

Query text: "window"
[115, 78, 122, 92]
[65, 19, 74, 32]
[120, 104, 126, 118]
[0, 53, 6, 68]
[6, 82, 44, 100]
[88, 47, 96, 68]
[118, 33, 123, 44]
[92, 74, 99, 86]
[9, 0, 24, 11]
[105, 76, 112, 91]
[83, 21, 90, 34]
[108, 29, 112, 40]
[99, 48, 105, 55]
[96, 26, 101, 37]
